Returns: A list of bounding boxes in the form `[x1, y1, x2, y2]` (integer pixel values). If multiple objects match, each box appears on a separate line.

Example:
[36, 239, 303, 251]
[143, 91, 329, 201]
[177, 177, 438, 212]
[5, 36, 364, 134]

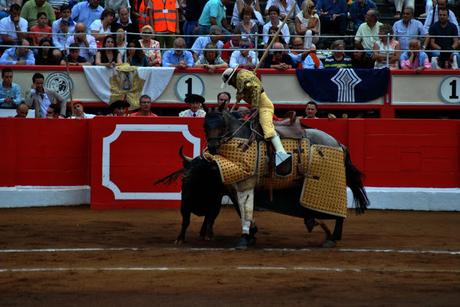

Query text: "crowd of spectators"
[0, 0, 459, 117]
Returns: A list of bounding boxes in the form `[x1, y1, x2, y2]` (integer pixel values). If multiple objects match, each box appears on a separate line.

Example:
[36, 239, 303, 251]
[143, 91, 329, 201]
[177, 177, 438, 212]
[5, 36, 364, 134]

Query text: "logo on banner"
[45, 72, 74, 100]
[331, 69, 362, 102]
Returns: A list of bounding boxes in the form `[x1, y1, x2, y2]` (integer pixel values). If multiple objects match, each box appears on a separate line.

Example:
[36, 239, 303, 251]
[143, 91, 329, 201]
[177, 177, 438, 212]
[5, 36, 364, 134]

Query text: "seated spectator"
[264, 0, 300, 35]
[234, 6, 259, 47]
[429, 7, 459, 69]
[288, 36, 306, 68]
[35, 37, 62, 65]
[95, 35, 123, 67]
[355, 9, 383, 53]
[139, 25, 161, 67]
[316, 0, 347, 36]
[15, 102, 29, 118]
[29, 12, 52, 46]
[115, 28, 127, 60]
[195, 43, 228, 72]
[25, 72, 67, 118]
[262, 5, 290, 46]
[90, 7, 115, 47]
[130, 95, 158, 117]
[179, 93, 206, 117]
[349, 0, 376, 32]
[400, 38, 431, 71]
[21, 0, 56, 27]
[231, 0, 263, 28]
[0, 3, 28, 45]
[390, 0, 414, 18]
[301, 45, 323, 69]
[229, 38, 258, 69]
[393, 6, 427, 52]
[45, 103, 64, 118]
[52, 5, 75, 50]
[373, 24, 400, 69]
[0, 67, 23, 108]
[70, 102, 95, 119]
[304, 100, 336, 119]
[351, 43, 374, 68]
[65, 22, 97, 63]
[295, 0, 320, 49]
[324, 40, 352, 68]
[0, 39, 35, 65]
[0, 1, 18, 20]
[191, 25, 224, 61]
[221, 29, 241, 63]
[60, 42, 91, 65]
[107, 99, 129, 116]
[263, 42, 293, 69]
[266, 25, 281, 46]
[423, 0, 459, 34]
[162, 37, 194, 68]
[126, 40, 149, 67]
[71, 0, 103, 30]
[111, 6, 139, 43]
[198, 0, 232, 35]
[216, 91, 231, 111]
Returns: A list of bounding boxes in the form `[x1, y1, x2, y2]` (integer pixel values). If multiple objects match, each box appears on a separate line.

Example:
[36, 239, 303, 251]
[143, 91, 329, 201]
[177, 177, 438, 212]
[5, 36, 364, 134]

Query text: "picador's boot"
[271, 135, 292, 176]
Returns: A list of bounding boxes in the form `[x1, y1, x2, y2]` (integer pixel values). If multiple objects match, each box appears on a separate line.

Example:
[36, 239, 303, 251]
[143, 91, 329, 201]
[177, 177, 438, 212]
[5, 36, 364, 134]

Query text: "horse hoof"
[322, 240, 336, 248]
[174, 239, 184, 245]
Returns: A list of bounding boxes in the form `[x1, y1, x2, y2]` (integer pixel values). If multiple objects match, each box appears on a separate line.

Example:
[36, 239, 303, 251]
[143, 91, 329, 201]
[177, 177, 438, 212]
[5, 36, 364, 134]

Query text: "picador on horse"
[194, 66, 370, 249]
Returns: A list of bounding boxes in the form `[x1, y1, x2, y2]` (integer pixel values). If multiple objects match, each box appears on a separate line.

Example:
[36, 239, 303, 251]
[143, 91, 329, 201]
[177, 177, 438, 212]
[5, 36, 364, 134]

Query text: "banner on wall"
[296, 68, 390, 103]
[83, 66, 175, 109]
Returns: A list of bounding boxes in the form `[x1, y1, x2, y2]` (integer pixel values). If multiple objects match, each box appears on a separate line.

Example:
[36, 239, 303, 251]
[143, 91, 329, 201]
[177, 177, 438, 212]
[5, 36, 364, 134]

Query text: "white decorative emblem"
[44, 72, 74, 100]
[331, 69, 362, 102]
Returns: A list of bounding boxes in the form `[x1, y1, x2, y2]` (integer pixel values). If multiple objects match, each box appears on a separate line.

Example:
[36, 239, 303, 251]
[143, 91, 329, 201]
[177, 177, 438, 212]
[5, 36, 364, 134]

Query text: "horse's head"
[204, 110, 228, 154]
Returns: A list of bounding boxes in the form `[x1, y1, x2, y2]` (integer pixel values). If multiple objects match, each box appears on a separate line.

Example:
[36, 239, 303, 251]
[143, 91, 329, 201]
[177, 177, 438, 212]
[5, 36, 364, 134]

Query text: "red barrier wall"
[1, 118, 459, 209]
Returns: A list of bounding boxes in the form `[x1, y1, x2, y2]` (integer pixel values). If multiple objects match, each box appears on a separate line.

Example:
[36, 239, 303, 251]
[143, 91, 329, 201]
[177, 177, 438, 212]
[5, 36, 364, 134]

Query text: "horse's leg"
[175, 209, 191, 245]
[321, 217, 345, 248]
[235, 188, 255, 250]
[229, 189, 257, 243]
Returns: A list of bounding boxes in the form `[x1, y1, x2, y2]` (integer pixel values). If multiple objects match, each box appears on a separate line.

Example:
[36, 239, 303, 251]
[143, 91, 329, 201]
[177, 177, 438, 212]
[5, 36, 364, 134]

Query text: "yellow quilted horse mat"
[257, 139, 310, 189]
[212, 138, 258, 185]
[300, 145, 347, 218]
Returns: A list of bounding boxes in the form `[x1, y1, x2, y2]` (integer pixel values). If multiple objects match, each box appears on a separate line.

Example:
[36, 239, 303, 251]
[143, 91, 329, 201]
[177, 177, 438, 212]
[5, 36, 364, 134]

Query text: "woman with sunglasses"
[139, 25, 162, 66]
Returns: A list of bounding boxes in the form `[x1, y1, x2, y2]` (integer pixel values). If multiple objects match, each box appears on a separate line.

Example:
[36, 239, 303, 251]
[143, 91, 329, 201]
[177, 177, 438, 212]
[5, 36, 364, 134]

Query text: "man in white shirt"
[65, 22, 97, 63]
[355, 9, 382, 53]
[262, 5, 290, 46]
[0, 3, 27, 44]
[178, 94, 206, 117]
[229, 38, 258, 68]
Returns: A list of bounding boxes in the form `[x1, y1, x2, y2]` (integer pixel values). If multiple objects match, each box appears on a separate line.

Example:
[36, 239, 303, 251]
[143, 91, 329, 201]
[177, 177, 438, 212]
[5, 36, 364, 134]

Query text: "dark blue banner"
[295, 68, 390, 103]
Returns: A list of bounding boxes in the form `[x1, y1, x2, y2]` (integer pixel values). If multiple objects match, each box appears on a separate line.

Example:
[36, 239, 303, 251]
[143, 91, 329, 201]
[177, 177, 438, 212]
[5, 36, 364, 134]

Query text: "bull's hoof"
[175, 238, 185, 245]
[322, 239, 336, 248]
[235, 234, 250, 250]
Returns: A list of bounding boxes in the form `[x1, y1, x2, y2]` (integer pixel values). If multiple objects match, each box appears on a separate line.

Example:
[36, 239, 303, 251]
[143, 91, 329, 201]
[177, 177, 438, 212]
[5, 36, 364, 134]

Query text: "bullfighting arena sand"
[1, 206, 459, 306]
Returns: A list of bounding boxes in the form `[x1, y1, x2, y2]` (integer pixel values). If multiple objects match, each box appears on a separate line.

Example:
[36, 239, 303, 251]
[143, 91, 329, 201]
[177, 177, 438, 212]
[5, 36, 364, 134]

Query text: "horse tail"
[342, 145, 370, 214]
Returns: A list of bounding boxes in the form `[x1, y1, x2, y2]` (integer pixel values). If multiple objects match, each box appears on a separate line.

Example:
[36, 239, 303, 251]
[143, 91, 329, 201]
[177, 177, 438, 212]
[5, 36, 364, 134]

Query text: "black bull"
[158, 140, 370, 247]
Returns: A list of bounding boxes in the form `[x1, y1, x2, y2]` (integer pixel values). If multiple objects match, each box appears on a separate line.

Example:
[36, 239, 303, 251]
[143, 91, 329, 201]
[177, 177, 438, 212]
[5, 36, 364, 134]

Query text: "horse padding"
[257, 139, 310, 189]
[300, 145, 347, 218]
[212, 138, 258, 185]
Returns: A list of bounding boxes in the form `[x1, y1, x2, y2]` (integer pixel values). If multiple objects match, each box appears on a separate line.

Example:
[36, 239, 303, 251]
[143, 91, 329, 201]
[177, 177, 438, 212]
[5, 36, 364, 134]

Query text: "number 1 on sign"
[185, 78, 192, 96]
[449, 79, 459, 99]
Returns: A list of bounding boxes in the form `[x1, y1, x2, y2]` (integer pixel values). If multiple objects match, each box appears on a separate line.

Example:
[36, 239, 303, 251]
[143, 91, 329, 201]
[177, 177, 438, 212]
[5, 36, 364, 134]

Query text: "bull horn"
[179, 146, 193, 163]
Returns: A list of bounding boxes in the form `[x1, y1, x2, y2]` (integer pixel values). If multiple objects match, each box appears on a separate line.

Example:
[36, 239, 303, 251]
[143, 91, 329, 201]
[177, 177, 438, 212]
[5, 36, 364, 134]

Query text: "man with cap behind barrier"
[179, 93, 206, 117]
[221, 66, 292, 174]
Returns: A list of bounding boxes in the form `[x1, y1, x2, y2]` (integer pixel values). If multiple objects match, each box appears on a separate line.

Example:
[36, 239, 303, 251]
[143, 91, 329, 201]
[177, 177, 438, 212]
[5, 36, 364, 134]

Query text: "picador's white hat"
[221, 65, 239, 88]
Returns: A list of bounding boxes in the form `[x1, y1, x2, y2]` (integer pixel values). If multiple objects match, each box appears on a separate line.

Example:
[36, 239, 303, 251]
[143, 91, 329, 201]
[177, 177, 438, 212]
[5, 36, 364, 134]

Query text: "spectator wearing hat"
[130, 95, 158, 117]
[179, 94, 206, 117]
[107, 99, 130, 116]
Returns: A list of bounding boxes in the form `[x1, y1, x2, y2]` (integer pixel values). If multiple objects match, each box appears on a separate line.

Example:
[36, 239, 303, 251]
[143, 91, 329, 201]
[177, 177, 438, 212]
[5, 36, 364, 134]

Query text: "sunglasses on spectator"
[240, 45, 250, 49]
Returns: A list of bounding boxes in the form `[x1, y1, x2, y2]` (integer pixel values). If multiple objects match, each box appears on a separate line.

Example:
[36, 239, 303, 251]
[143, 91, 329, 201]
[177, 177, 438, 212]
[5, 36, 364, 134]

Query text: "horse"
[202, 109, 369, 248]
[157, 110, 369, 248]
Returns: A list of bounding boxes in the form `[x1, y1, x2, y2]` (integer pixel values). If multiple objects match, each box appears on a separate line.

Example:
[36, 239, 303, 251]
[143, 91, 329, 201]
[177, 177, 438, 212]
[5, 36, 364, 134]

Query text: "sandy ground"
[0, 206, 459, 306]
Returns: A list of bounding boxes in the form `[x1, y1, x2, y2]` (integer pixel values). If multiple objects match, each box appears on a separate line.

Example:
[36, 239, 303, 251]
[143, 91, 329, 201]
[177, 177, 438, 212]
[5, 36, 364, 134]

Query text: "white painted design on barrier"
[331, 69, 362, 102]
[102, 124, 201, 200]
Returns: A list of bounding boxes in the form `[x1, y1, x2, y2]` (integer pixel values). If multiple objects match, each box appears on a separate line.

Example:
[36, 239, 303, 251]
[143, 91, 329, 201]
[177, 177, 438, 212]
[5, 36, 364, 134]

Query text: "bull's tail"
[342, 145, 370, 214]
[154, 168, 185, 186]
